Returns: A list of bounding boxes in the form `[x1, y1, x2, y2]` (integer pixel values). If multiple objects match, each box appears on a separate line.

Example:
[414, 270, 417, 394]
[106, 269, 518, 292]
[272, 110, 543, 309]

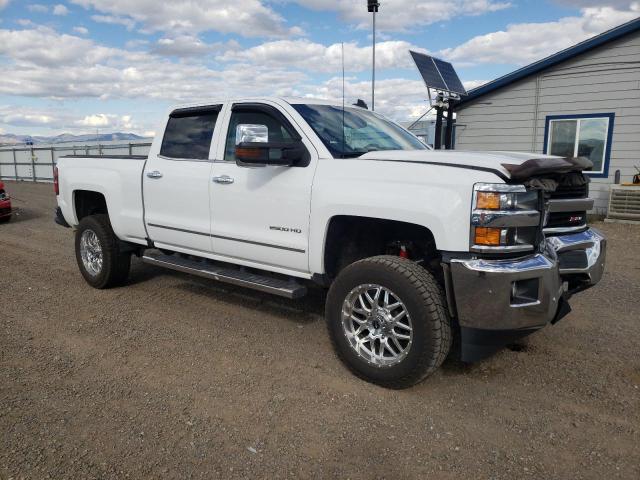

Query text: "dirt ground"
[1, 181, 639, 479]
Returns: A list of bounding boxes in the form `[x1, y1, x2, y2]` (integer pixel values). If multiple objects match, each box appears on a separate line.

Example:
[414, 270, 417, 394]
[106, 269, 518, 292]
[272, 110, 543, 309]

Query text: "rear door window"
[160, 107, 220, 160]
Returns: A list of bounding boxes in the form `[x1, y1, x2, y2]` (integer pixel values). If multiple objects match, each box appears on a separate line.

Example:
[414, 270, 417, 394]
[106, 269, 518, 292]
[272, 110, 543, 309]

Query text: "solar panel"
[433, 58, 467, 95]
[409, 51, 447, 91]
[409, 51, 467, 96]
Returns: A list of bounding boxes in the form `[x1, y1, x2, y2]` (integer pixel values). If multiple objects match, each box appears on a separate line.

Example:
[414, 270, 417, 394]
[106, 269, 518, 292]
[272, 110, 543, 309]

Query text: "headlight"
[471, 184, 541, 252]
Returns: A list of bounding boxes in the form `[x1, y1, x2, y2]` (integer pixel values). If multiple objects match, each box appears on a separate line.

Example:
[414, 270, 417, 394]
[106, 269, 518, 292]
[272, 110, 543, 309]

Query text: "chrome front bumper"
[449, 228, 606, 331]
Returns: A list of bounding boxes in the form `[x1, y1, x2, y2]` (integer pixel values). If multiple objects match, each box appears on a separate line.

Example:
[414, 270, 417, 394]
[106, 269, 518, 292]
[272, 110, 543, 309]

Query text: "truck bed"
[56, 155, 149, 245]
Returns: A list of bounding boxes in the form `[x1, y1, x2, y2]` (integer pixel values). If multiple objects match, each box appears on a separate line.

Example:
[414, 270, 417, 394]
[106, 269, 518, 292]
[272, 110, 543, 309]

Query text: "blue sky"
[0, 0, 638, 137]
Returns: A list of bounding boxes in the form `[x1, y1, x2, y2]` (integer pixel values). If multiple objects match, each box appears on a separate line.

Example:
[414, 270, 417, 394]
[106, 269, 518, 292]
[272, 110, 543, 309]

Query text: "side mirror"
[236, 124, 269, 144]
[234, 124, 307, 167]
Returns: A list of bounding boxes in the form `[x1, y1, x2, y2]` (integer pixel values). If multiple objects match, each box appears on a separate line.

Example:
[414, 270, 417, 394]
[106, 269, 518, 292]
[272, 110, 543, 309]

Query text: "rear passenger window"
[160, 108, 219, 160]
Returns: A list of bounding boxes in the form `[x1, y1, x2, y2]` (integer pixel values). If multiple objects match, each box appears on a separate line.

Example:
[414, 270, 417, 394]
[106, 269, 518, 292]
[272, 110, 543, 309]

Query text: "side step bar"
[141, 252, 307, 299]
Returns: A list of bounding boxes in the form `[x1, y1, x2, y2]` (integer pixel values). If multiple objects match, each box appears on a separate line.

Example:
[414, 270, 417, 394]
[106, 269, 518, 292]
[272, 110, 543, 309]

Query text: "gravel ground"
[1, 181, 639, 479]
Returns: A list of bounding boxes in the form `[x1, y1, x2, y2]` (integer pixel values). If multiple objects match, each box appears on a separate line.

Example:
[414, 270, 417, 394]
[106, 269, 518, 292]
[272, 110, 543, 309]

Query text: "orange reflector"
[476, 192, 500, 210]
[474, 227, 502, 246]
[235, 147, 264, 160]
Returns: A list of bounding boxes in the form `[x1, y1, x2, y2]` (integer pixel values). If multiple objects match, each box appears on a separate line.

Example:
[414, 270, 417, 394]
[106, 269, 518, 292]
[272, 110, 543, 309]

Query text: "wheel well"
[74, 190, 108, 221]
[324, 216, 439, 279]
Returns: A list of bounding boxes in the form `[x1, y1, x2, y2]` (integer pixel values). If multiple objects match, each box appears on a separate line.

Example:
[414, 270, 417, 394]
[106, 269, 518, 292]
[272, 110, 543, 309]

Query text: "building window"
[543, 113, 614, 178]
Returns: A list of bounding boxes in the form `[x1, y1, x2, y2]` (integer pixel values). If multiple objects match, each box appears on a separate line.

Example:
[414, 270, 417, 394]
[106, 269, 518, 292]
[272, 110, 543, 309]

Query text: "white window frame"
[546, 116, 610, 175]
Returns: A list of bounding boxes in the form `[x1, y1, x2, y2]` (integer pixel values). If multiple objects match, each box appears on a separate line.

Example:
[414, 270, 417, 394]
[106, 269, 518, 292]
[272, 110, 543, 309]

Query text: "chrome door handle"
[146, 170, 163, 179]
[212, 175, 234, 184]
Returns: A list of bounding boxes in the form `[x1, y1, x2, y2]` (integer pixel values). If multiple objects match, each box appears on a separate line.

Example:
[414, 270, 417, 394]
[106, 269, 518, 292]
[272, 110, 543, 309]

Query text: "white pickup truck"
[55, 97, 606, 388]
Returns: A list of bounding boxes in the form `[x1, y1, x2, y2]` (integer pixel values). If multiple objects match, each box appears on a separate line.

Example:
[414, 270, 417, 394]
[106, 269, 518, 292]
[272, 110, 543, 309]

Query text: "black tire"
[326, 255, 451, 389]
[0, 215, 11, 223]
[75, 214, 131, 289]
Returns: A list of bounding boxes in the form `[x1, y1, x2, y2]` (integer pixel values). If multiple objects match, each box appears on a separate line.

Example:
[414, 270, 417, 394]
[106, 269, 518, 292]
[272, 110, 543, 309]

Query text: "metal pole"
[12, 148, 18, 181]
[51, 147, 55, 178]
[444, 106, 454, 150]
[434, 107, 443, 150]
[372, 11, 376, 111]
[30, 147, 36, 182]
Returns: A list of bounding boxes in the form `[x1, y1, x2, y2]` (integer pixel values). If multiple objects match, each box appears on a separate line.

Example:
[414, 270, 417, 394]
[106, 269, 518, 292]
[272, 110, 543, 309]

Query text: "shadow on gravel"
[1, 208, 41, 223]
[127, 259, 325, 324]
[174, 280, 325, 325]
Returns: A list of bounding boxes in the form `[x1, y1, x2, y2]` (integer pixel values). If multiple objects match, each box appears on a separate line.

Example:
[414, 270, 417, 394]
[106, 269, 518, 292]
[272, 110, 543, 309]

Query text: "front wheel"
[326, 256, 451, 389]
[75, 214, 131, 289]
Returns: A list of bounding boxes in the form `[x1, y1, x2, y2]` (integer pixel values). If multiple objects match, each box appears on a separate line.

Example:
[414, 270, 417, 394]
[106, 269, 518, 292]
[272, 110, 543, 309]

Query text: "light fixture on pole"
[367, 0, 380, 111]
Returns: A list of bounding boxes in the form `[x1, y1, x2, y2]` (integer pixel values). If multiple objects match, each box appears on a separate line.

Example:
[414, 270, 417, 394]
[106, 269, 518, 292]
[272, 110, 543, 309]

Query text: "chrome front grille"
[544, 177, 592, 235]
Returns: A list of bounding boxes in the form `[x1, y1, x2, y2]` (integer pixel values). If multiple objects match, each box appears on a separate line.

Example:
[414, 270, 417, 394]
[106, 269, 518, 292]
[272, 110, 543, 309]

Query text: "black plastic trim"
[54, 207, 71, 228]
[460, 326, 541, 362]
[59, 155, 147, 160]
[147, 223, 306, 253]
[170, 104, 222, 118]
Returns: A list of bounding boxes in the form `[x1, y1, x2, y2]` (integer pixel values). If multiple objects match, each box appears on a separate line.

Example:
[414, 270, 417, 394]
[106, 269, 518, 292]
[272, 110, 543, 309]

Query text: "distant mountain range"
[0, 132, 151, 146]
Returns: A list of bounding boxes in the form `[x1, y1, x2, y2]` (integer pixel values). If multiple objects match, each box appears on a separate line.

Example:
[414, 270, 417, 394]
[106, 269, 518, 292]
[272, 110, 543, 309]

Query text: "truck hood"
[359, 150, 592, 182]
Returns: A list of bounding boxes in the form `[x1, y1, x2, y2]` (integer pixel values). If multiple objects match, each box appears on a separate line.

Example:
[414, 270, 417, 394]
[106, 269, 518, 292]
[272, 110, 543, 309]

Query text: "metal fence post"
[12, 148, 18, 181]
[30, 147, 36, 182]
[129, 142, 132, 155]
[51, 147, 55, 177]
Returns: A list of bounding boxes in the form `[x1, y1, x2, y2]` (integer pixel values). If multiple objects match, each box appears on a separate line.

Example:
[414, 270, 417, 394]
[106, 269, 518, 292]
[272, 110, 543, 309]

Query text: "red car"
[0, 181, 12, 223]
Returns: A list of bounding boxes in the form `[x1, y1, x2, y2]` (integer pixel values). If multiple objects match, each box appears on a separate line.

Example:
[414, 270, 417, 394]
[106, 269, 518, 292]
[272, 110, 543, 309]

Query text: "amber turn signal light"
[474, 227, 502, 246]
[476, 192, 501, 210]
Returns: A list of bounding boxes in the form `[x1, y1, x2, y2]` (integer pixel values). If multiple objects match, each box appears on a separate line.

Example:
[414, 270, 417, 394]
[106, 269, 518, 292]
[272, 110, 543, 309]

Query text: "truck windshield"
[292, 104, 427, 158]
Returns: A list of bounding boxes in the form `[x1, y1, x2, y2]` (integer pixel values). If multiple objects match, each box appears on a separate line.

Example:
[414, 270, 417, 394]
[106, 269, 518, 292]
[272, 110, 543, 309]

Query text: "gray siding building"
[454, 18, 640, 214]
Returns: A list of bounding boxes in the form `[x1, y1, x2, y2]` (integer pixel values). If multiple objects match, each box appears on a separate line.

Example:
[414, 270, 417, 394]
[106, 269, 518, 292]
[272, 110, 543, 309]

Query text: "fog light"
[510, 278, 540, 306]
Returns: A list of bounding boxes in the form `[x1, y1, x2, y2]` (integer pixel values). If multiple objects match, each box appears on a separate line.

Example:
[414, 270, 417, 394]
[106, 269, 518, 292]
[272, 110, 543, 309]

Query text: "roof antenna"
[342, 42, 346, 159]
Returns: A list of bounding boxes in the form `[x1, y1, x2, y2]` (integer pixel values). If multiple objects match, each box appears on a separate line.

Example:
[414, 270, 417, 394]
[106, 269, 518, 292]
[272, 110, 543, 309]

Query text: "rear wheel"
[75, 214, 131, 289]
[326, 255, 451, 389]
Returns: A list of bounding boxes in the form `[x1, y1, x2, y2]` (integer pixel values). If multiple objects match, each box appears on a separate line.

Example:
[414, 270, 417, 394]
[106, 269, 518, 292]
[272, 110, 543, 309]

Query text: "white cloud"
[554, 0, 637, 7]
[53, 4, 69, 15]
[0, 26, 118, 67]
[440, 5, 640, 65]
[0, 111, 54, 126]
[76, 114, 112, 127]
[27, 4, 49, 13]
[71, 0, 303, 37]
[0, 104, 150, 135]
[0, 0, 10, 11]
[219, 39, 426, 72]
[74, 113, 137, 130]
[291, 0, 511, 31]
[151, 36, 240, 57]
[73, 26, 89, 35]
[91, 14, 136, 31]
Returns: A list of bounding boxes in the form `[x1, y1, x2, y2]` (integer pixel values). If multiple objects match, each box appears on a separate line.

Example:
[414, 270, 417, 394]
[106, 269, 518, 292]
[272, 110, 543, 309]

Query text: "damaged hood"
[359, 150, 592, 182]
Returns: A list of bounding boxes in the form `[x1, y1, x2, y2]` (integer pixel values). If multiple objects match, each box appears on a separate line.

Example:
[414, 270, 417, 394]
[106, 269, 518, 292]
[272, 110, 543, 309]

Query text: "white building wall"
[455, 31, 640, 214]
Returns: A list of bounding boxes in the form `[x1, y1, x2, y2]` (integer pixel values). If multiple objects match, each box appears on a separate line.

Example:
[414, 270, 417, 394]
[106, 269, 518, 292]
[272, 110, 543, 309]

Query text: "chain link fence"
[0, 141, 152, 183]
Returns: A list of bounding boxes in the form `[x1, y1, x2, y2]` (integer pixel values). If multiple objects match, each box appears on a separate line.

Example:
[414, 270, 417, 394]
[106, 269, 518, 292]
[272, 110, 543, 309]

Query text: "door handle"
[146, 170, 163, 179]
[212, 175, 234, 184]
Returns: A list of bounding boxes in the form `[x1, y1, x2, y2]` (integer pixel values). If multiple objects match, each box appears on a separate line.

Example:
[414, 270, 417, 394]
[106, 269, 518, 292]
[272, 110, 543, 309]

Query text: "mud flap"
[459, 326, 541, 363]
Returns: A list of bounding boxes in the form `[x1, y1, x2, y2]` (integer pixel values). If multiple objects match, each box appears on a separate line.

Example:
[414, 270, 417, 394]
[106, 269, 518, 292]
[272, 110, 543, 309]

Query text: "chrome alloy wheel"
[341, 284, 413, 367]
[80, 229, 103, 276]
